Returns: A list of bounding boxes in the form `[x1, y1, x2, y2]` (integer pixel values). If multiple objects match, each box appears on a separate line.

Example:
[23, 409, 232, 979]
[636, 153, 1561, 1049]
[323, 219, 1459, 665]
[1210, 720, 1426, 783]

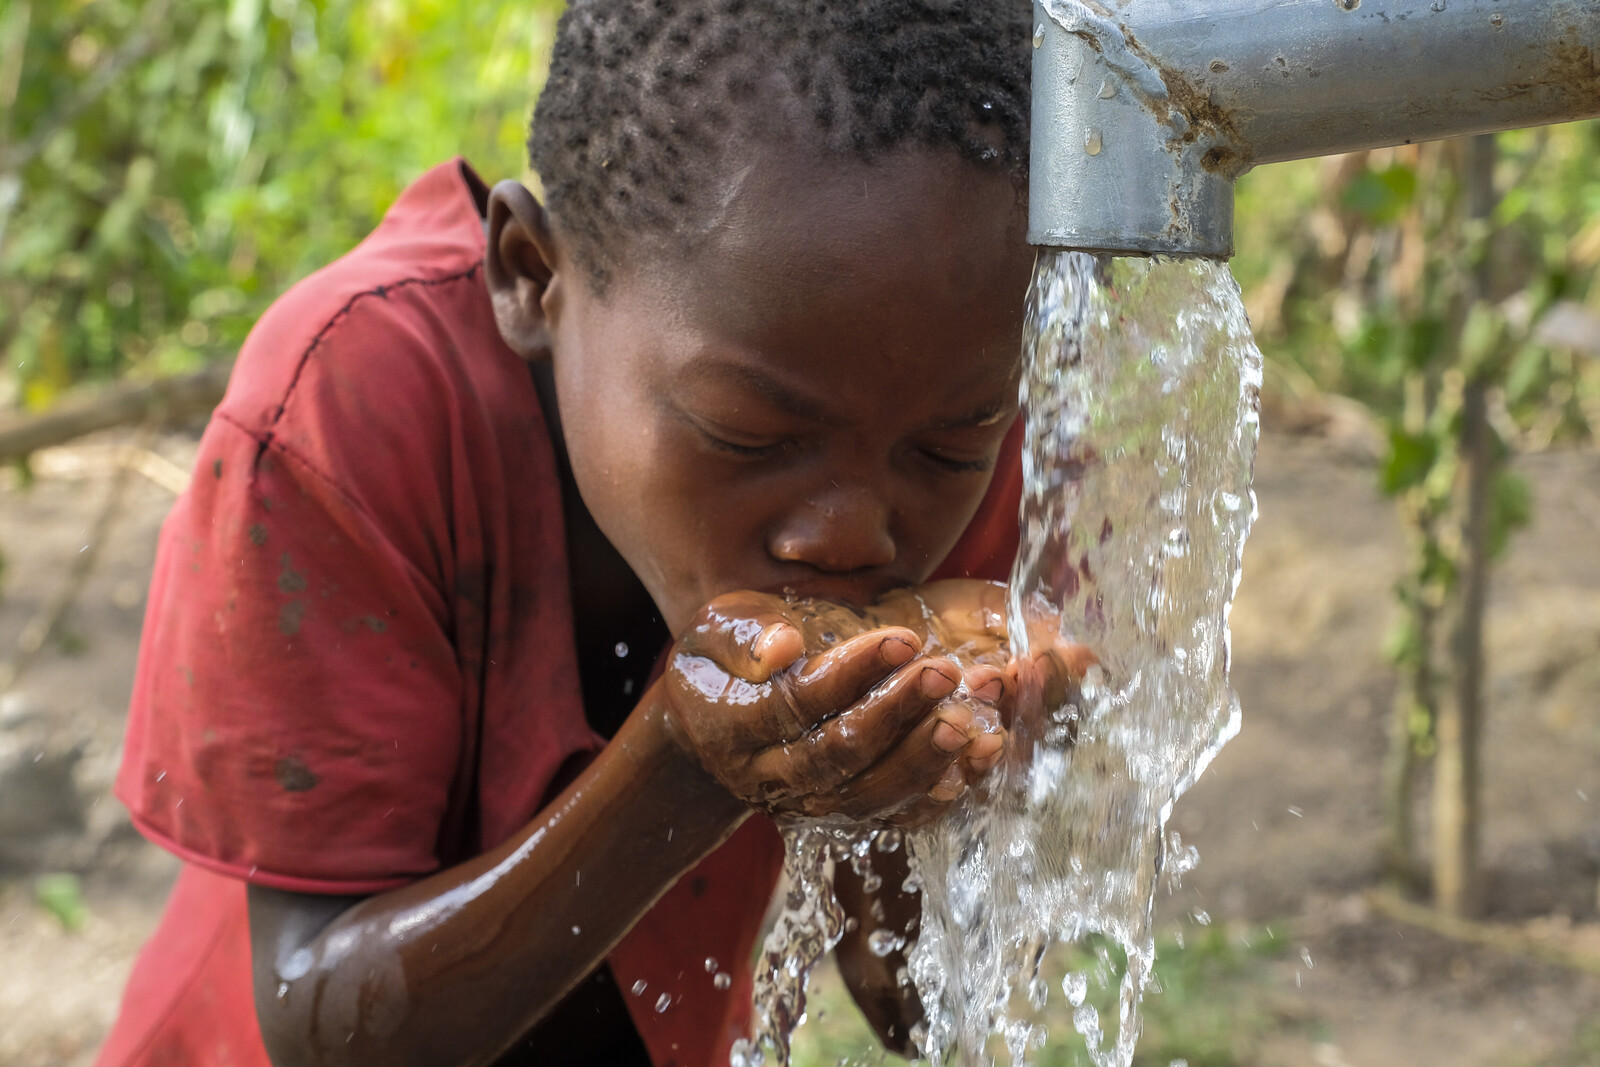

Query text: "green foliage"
[792, 926, 1295, 1067]
[1341, 163, 1419, 226]
[34, 872, 89, 932]
[1234, 123, 1600, 441]
[0, 0, 564, 408]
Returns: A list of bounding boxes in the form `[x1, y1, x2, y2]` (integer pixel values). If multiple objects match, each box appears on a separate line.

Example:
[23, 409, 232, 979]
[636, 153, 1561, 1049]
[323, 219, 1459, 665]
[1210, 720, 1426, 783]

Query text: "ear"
[485, 180, 564, 362]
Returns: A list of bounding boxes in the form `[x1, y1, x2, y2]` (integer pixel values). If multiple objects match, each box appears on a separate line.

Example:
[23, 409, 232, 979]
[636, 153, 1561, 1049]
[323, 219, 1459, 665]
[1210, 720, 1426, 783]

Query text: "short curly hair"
[529, 0, 1033, 284]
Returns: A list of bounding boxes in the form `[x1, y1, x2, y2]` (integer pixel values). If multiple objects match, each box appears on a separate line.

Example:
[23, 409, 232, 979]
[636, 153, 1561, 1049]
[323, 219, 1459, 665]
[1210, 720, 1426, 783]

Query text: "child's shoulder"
[220, 160, 515, 443]
[212, 161, 542, 495]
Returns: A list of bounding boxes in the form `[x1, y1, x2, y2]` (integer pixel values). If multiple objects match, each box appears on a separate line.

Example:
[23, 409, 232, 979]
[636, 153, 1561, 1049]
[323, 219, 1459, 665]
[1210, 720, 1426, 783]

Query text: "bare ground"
[0, 426, 1597, 1067]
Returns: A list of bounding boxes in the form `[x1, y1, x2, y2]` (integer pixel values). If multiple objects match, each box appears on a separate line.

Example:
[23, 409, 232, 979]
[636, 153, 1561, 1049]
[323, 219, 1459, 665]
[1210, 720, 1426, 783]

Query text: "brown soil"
[1, 426, 1597, 1067]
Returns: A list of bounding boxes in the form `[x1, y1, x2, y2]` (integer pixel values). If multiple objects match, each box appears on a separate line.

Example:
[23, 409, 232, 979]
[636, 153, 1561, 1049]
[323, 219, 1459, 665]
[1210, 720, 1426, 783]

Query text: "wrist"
[617, 677, 749, 833]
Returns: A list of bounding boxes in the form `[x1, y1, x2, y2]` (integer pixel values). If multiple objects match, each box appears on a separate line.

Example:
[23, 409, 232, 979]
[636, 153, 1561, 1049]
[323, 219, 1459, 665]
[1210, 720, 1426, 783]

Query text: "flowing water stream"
[736, 251, 1261, 1067]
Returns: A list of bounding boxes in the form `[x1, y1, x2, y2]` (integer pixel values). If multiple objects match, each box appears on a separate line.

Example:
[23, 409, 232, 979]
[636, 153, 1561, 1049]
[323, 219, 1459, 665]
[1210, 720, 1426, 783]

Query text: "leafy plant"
[0, 0, 563, 408]
[34, 871, 89, 932]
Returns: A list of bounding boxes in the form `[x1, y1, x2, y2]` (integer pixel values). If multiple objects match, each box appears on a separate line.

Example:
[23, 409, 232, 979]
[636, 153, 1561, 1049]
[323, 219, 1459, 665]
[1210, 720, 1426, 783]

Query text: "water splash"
[733, 823, 874, 1067]
[907, 251, 1261, 1066]
[740, 251, 1259, 1067]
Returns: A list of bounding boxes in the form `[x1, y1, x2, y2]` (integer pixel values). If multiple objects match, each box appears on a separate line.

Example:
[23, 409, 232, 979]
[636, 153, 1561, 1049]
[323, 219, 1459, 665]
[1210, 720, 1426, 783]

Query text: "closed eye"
[691, 420, 793, 460]
[703, 433, 784, 458]
[920, 449, 993, 474]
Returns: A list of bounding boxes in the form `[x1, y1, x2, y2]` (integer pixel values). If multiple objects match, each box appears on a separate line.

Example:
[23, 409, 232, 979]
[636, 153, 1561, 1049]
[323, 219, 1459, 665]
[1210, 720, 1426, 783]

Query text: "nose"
[769, 484, 897, 574]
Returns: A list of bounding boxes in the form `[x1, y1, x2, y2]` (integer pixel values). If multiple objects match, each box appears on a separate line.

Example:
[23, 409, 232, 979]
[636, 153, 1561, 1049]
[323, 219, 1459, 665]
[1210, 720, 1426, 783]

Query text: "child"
[97, 2, 1043, 1064]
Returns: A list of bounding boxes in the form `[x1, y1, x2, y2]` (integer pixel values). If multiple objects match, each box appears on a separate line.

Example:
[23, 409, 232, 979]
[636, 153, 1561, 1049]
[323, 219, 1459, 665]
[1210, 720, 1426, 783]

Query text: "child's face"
[533, 147, 1032, 634]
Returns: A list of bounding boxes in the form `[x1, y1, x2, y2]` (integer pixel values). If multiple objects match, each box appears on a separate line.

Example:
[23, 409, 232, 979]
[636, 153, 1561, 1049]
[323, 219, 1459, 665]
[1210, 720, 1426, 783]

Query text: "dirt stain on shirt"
[274, 756, 319, 792]
[279, 600, 306, 636]
[277, 553, 308, 593]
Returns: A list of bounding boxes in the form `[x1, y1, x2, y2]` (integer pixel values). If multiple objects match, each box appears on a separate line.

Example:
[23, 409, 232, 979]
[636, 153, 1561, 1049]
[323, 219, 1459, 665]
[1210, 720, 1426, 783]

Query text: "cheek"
[899, 474, 1002, 575]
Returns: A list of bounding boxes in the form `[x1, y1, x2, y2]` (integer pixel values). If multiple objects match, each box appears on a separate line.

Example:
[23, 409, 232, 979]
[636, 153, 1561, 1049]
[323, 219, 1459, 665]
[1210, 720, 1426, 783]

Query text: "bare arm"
[248, 688, 747, 1067]
[247, 590, 989, 1067]
[833, 848, 924, 1058]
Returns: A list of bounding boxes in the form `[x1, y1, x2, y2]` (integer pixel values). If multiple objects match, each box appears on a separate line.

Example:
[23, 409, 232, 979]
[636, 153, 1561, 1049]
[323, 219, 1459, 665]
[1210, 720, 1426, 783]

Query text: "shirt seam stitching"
[263, 262, 484, 444]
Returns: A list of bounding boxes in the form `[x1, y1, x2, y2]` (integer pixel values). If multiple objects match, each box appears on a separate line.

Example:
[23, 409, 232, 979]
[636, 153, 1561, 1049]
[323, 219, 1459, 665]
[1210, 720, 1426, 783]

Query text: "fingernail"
[920, 665, 958, 699]
[967, 751, 1001, 774]
[971, 676, 1003, 703]
[931, 719, 968, 753]
[752, 625, 781, 659]
[965, 733, 1004, 770]
[881, 636, 916, 668]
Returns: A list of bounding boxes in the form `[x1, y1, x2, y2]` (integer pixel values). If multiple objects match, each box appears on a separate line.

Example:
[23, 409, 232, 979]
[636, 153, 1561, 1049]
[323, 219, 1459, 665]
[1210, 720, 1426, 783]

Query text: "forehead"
[685, 144, 1028, 329]
[598, 145, 1033, 402]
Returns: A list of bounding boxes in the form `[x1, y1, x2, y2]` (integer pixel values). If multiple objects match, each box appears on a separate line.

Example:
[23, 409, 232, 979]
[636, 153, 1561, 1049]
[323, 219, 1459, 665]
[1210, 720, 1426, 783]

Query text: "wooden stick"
[0, 429, 145, 694]
[0, 361, 230, 465]
[1367, 888, 1600, 976]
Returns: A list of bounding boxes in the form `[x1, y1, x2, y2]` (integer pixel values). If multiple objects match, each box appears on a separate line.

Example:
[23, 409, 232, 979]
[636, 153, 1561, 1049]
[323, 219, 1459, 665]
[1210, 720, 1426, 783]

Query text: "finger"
[961, 729, 1006, 778]
[785, 626, 924, 723]
[752, 657, 961, 792]
[1005, 643, 1091, 743]
[926, 760, 967, 803]
[823, 701, 975, 819]
[681, 591, 806, 683]
[916, 579, 1009, 638]
[964, 663, 1008, 707]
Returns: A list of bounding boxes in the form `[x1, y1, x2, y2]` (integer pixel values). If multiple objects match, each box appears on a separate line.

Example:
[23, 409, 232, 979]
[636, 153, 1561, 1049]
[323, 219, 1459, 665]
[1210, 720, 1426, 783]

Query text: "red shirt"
[98, 160, 1022, 1067]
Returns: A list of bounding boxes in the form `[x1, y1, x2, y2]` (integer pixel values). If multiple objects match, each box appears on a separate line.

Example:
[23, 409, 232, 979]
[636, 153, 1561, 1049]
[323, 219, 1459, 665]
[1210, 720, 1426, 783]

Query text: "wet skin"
[246, 143, 1044, 1066]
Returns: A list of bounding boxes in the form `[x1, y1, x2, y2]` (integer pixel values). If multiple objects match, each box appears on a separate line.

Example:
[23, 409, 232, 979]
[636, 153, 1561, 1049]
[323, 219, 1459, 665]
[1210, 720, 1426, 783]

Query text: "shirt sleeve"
[116, 391, 469, 895]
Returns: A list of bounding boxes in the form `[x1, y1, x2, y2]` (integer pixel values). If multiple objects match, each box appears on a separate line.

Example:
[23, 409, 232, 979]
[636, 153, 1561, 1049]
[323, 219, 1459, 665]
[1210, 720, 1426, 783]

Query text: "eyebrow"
[691, 361, 839, 425]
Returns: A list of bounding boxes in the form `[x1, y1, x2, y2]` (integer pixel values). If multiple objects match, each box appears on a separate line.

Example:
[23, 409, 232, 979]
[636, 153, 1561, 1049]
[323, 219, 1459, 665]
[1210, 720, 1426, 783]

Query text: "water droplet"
[1033, 22, 1045, 47]
[981, 100, 993, 110]
[861, 873, 883, 894]
[631, 979, 647, 996]
[655, 992, 672, 1013]
[1300, 946, 1315, 969]
[614, 641, 629, 658]
[713, 971, 732, 990]
[867, 929, 902, 957]
[1062, 971, 1088, 1006]
[1098, 78, 1116, 99]
[570, 925, 581, 935]
[1190, 908, 1212, 925]
[1085, 128, 1103, 156]
[276, 982, 288, 999]
[704, 956, 719, 973]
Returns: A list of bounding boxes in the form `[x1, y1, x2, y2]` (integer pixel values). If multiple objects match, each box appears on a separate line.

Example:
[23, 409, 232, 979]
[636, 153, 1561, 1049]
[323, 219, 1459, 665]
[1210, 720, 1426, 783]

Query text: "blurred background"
[0, 1, 1597, 1064]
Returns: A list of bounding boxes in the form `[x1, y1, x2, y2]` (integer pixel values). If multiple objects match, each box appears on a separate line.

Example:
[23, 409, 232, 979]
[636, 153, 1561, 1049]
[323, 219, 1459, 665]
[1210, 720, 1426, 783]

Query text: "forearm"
[833, 847, 924, 1057]
[251, 683, 747, 1067]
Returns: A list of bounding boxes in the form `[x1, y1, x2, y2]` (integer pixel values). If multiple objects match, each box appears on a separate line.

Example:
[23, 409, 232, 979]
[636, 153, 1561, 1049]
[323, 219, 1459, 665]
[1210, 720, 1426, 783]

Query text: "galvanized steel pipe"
[1029, 0, 1600, 256]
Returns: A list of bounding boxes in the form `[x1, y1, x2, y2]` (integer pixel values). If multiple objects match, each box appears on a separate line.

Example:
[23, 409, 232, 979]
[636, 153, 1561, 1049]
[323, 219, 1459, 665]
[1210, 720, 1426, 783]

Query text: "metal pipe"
[1029, 0, 1600, 256]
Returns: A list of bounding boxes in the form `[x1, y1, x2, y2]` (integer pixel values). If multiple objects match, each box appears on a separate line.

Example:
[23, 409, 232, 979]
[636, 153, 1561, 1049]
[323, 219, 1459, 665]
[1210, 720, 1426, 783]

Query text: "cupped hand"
[869, 579, 1097, 747]
[658, 591, 1002, 826]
